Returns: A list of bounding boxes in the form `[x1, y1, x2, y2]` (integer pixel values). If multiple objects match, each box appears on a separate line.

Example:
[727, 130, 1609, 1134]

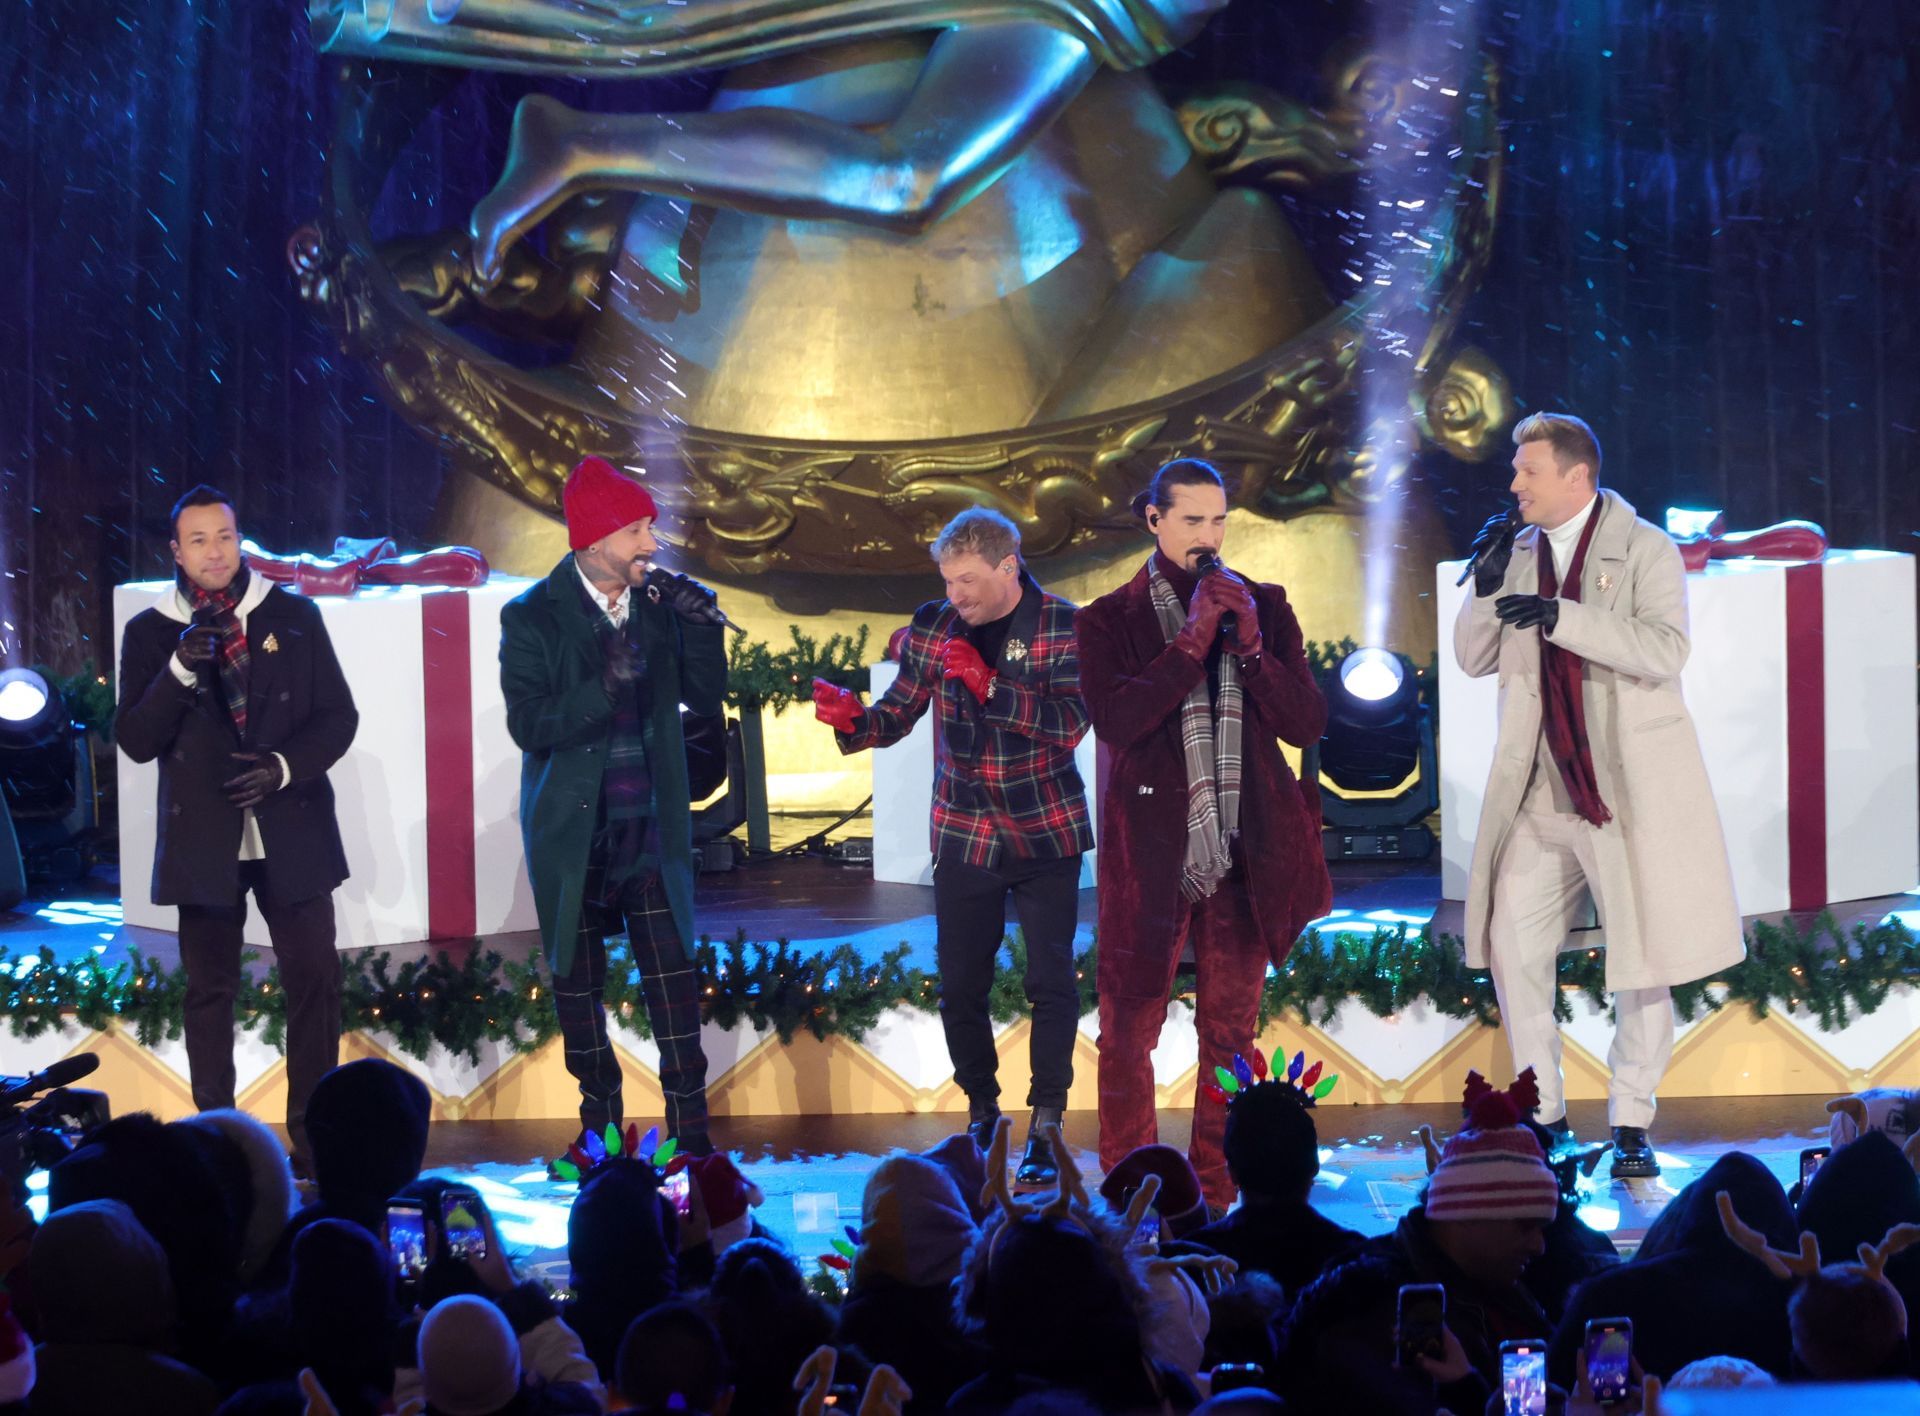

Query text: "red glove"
[811, 678, 864, 733]
[941, 638, 996, 704]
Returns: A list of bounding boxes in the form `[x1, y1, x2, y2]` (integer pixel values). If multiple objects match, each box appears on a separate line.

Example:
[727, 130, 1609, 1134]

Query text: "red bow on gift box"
[242, 537, 490, 596]
[1675, 516, 1828, 573]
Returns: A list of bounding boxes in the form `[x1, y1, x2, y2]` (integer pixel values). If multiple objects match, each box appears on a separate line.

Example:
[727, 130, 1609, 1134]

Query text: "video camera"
[0, 1053, 110, 1205]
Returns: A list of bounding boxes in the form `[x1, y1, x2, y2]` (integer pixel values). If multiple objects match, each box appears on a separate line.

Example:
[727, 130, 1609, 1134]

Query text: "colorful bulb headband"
[1202, 1046, 1338, 1107]
[551, 1122, 688, 1185]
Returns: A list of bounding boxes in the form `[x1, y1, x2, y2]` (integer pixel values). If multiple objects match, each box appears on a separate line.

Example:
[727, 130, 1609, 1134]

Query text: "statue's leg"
[468, 22, 1099, 285]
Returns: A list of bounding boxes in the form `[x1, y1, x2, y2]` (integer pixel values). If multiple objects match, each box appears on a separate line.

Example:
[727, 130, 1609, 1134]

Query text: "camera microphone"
[0, 1052, 100, 1108]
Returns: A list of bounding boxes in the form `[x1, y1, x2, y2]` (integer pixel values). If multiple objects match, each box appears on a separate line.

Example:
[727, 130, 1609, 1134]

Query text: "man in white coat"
[1455, 412, 1744, 1178]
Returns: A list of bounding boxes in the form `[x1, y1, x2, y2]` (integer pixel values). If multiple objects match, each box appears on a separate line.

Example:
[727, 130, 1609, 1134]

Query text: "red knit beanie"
[1426, 1069, 1558, 1223]
[563, 456, 659, 551]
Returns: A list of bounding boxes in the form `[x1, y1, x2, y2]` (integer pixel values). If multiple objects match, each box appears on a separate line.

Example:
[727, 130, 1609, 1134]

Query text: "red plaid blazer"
[837, 579, 1093, 866]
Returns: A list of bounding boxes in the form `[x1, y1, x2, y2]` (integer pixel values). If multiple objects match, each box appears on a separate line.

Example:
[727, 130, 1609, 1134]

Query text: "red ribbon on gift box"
[242, 537, 490, 596]
[1674, 516, 1831, 908]
[1676, 517, 1828, 573]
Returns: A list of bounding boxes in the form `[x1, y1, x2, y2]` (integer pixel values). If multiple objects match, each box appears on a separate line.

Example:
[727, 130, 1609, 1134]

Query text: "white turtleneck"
[1541, 491, 1600, 584]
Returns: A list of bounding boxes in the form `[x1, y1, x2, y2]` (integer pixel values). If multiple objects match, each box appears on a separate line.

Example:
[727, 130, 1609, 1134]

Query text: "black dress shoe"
[1014, 1107, 1065, 1188]
[1610, 1126, 1659, 1178]
[968, 1108, 1003, 1152]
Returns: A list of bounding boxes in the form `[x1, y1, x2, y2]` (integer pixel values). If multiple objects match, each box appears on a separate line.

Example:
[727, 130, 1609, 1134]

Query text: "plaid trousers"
[559, 861, 710, 1145]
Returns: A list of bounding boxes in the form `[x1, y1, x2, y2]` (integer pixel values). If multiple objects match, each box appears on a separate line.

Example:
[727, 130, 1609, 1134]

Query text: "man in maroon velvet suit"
[1075, 458, 1331, 1210]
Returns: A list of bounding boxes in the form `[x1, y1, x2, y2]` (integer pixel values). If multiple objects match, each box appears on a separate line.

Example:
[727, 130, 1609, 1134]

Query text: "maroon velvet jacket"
[1074, 560, 1331, 991]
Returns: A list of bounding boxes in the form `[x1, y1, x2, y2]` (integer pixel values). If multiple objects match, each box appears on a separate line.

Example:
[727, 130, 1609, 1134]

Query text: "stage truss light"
[1302, 648, 1437, 861]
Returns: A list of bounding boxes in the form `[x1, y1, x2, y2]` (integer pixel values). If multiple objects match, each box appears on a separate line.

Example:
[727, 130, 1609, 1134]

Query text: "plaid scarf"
[1536, 502, 1613, 828]
[178, 560, 253, 740]
[580, 576, 661, 903]
[1149, 558, 1244, 901]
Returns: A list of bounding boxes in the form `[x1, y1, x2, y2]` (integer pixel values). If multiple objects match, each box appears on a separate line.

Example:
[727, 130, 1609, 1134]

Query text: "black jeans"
[932, 852, 1081, 1112]
[177, 861, 341, 1161]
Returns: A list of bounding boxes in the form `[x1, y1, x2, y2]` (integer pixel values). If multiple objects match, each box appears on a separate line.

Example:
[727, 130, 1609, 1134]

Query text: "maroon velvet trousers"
[1096, 863, 1268, 1209]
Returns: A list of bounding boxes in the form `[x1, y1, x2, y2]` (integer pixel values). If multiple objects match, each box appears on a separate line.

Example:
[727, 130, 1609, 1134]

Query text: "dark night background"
[1, 0, 1914, 675]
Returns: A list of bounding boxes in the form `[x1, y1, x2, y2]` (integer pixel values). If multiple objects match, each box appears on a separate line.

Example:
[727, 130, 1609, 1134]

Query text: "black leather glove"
[651, 569, 721, 625]
[601, 635, 641, 699]
[1494, 594, 1559, 633]
[1469, 511, 1521, 597]
[176, 622, 220, 672]
[223, 751, 283, 810]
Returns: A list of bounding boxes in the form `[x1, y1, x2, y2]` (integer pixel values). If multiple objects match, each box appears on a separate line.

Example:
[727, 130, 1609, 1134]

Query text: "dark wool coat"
[116, 578, 357, 908]
[1074, 561, 1331, 993]
[500, 556, 727, 975]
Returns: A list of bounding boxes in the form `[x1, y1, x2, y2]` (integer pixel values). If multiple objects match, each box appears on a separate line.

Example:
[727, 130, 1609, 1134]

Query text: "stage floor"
[407, 1093, 1828, 1289]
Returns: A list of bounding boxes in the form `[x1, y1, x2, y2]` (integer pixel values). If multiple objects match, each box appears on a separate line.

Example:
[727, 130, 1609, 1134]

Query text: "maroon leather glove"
[1221, 575, 1261, 656]
[812, 678, 865, 733]
[941, 638, 996, 704]
[1172, 574, 1239, 662]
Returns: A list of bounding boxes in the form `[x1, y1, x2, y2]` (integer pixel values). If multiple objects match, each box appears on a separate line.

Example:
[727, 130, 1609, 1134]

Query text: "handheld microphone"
[1456, 508, 1523, 588]
[645, 567, 747, 634]
[1194, 551, 1236, 640]
[0, 1053, 100, 1109]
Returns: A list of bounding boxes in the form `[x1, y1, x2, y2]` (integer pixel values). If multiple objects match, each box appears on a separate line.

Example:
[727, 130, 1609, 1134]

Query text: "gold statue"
[299, 0, 1511, 579]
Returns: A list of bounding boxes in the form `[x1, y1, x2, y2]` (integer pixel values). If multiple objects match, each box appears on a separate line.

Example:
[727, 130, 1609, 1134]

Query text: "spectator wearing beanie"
[46, 1112, 248, 1380]
[179, 1107, 298, 1289]
[1548, 1151, 1797, 1385]
[405, 1295, 600, 1416]
[564, 1159, 681, 1382]
[287, 1219, 402, 1416]
[1336, 1074, 1558, 1389]
[297, 1058, 433, 1234]
[1187, 1083, 1363, 1292]
[920, 1131, 990, 1223]
[26, 1198, 219, 1416]
[613, 1302, 733, 1416]
[1795, 1129, 1920, 1338]
[839, 1155, 985, 1411]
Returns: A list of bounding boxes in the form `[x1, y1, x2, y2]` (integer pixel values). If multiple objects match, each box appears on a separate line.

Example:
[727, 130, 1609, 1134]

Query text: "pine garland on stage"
[2, 913, 1916, 1065]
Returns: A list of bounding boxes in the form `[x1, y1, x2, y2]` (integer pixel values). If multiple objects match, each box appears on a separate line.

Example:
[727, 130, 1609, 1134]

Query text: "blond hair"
[931, 508, 1021, 567]
[1513, 412, 1602, 484]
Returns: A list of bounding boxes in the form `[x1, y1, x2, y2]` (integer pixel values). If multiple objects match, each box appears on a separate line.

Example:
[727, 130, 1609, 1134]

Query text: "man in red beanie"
[501, 455, 729, 1151]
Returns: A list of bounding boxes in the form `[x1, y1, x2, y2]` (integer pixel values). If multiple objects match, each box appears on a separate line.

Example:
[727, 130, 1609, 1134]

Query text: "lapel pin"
[261, 632, 280, 654]
[1004, 637, 1028, 663]
[1596, 572, 1613, 593]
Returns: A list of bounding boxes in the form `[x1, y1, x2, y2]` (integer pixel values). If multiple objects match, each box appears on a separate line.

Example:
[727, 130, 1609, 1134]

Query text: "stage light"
[1339, 647, 1405, 704]
[1303, 648, 1437, 861]
[1664, 507, 1724, 539]
[0, 670, 75, 820]
[0, 670, 52, 729]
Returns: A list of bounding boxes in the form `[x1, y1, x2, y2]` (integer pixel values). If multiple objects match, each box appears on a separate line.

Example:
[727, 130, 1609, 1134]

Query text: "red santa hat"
[689, 1153, 762, 1252]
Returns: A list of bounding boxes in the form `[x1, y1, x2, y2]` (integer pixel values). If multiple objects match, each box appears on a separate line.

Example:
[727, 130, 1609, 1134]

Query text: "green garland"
[726, 625, 871, 710]
[3, 914, 1916, 1066]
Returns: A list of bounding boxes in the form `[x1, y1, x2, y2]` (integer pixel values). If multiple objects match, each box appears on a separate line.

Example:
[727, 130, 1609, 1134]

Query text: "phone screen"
[440, 1187, 488, 1262]
[386, 1202, 429, 1282]
[1800, 1147, 1830, 1189]
[1397, 1284, 1445, 1368]
[661, 1168, 692, 1216]
[1585, 1319, 1632, 1404]
[1501, 1342, 1547, 1416]
[1132, 1207, 1160, 1252]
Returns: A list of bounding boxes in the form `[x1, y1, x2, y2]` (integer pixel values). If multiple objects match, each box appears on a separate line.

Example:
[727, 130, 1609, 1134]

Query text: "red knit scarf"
[1536, 505, 1612, 827]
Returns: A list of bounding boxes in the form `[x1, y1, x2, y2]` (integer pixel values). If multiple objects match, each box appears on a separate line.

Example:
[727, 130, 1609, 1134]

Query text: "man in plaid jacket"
[812, 508, 1092, 1183]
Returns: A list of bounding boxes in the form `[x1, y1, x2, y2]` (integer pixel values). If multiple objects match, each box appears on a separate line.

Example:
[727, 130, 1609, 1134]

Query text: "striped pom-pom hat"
[1425, 1066, 1559, 1223]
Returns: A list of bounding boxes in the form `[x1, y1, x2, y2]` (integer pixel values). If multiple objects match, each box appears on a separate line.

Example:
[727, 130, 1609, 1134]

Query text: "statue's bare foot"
[470, 94, 579, 288]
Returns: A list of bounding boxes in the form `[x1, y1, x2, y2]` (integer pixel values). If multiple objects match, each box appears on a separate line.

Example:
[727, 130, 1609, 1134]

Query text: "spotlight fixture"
[0, 669, 92, 905]
[1301, 648, 1437, 861]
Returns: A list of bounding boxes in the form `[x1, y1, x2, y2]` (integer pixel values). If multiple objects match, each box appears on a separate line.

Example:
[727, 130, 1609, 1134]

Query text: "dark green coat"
[500, 556, 728, 974]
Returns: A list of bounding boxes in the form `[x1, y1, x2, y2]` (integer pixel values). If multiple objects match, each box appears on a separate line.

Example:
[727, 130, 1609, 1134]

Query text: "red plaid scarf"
[179, 560, 253, 740]
[1536, 506, 1611, 827]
